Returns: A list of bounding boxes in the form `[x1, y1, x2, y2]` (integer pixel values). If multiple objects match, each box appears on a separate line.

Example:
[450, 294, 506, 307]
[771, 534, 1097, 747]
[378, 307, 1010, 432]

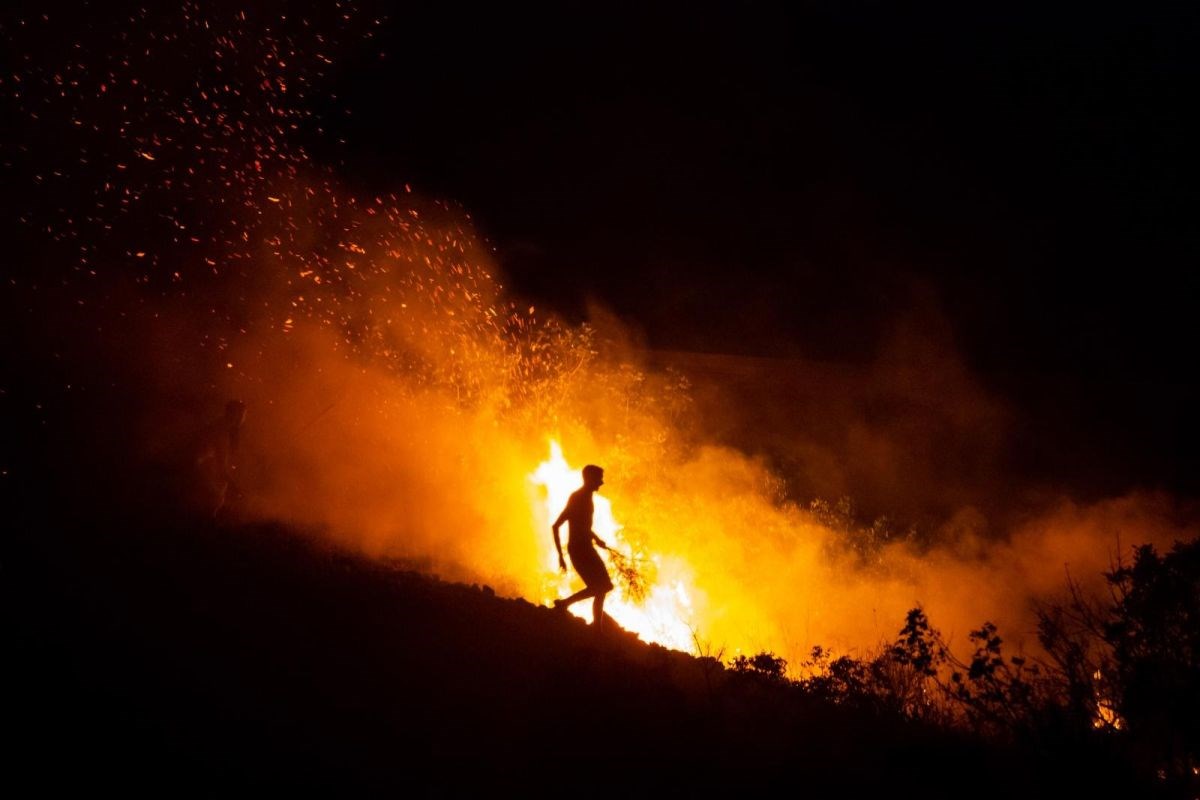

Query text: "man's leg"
[592, 591, 607, 630]
[555, 587, 596, 610]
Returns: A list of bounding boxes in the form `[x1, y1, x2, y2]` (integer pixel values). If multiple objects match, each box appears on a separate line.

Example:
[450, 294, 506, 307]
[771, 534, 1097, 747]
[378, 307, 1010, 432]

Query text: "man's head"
[582, 464, 604, 491]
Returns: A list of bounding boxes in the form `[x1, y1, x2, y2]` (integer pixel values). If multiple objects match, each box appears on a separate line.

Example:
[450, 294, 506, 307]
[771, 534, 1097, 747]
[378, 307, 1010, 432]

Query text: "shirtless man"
[551, 464, 614, 630]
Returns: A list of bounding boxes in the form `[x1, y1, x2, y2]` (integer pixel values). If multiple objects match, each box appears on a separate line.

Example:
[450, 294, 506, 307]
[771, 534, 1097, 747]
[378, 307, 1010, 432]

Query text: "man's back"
[563, 488, 594, 546]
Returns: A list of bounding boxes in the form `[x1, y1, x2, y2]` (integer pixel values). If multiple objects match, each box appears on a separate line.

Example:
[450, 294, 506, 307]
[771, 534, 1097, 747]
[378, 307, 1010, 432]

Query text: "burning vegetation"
[2, 0, 1194, 670]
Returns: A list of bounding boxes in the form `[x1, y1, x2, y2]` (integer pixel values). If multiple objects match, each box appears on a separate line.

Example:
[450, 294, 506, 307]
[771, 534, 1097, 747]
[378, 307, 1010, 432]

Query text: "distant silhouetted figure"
[552, 464, 614, 630]
[195, 399, 246, 518]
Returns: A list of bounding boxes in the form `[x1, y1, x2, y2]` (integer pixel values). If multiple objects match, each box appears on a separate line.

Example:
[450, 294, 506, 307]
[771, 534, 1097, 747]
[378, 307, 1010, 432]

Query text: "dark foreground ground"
[5, 495, 1158, 799]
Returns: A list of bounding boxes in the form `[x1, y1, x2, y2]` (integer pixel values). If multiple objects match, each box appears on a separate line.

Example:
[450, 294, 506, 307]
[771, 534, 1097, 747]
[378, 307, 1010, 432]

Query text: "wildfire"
[1093, 701, 1123, 730]
[10, 2, 1190, 699]
[1092, 670, 1124, 730]
[530, 441, 697, 652]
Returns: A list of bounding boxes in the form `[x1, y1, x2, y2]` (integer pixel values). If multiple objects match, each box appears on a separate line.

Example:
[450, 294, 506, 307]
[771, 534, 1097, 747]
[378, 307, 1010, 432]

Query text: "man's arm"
[591, 531, 608, 549]
[552, 508, 568, 571]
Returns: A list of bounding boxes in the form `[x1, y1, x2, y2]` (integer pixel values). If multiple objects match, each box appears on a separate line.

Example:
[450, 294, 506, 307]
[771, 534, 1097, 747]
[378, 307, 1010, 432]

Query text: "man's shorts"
[568, 542, 614, 593]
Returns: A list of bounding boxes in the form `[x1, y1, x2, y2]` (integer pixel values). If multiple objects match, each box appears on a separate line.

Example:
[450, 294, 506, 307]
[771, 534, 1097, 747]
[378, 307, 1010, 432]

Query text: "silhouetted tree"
[1103, 541, 1200, 788]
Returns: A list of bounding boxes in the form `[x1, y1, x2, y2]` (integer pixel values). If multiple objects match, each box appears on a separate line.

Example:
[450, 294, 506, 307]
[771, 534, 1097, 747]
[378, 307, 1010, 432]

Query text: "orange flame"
[530, 441, 697, 651]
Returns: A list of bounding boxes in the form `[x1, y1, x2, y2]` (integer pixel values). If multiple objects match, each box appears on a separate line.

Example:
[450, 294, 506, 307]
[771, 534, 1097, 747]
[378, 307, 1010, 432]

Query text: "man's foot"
[552, 599, 568, 613]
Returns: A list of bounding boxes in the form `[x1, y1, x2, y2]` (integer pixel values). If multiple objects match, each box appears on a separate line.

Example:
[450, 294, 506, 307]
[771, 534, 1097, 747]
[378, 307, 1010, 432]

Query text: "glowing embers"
[531, 441, 696, 651]
[1092, 670, 1124, 730]
[1093, 699, 1123, 730]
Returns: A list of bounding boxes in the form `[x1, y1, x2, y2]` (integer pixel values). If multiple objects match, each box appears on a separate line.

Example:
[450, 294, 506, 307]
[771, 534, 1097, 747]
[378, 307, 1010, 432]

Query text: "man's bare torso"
[562, 489, 594, 548]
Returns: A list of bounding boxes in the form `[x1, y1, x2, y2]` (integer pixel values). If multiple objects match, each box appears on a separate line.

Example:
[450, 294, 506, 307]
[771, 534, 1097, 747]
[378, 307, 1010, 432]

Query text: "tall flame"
[531, 441, 697, 651]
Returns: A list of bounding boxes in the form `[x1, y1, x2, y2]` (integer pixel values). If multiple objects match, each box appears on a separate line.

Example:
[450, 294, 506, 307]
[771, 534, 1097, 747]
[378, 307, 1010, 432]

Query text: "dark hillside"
[5, 499, 1152, 797]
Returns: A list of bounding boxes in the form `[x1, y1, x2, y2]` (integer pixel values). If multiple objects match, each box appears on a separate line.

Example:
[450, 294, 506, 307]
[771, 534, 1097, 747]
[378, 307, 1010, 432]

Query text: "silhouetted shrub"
[1038, 540, 1200, 793]
[862, 540, 1200, 796]
[729, 651, 788, 683]
[886, 607, 1057, 737]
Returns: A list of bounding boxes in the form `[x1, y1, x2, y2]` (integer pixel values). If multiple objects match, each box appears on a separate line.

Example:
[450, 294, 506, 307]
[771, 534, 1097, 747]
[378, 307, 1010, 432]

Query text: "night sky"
[4, 2, 1198, 500]
[312, 3, 1199, 497]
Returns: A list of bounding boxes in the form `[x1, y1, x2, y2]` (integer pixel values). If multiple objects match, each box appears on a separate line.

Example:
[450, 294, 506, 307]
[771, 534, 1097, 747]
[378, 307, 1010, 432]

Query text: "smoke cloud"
[6, 3, 1194, 672]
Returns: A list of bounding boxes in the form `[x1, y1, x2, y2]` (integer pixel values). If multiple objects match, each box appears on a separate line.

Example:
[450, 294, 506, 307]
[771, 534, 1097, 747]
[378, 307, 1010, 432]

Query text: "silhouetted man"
[552, 464, 615, 630]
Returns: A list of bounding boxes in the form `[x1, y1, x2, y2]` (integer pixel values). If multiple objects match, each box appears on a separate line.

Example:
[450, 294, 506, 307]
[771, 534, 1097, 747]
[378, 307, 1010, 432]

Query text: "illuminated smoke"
[4, 4, 1194, 669]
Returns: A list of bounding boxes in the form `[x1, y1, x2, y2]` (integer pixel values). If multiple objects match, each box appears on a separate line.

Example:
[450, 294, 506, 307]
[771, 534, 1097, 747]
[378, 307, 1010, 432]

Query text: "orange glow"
[1092, 671, 1123, 730]
[15, 2, 1191, 681]
[531, 441, 697, 651]
[1093, 702, 1123, 730]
